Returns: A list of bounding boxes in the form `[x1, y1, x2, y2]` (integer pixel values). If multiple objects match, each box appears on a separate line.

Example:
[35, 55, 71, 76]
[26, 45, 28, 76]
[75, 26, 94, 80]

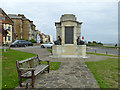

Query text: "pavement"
[12, 46, 118, 88]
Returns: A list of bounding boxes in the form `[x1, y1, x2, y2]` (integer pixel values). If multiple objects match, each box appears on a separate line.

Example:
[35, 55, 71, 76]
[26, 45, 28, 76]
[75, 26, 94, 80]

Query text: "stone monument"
[52, 14, 86, 58]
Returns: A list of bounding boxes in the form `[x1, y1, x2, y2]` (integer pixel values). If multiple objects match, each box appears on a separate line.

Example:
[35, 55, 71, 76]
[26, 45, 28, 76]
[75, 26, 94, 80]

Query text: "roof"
[0, 8, 14, 24]
[55, 20, 82, 26]
[8, 14, 31, 21]
[8, 14, 22, 19]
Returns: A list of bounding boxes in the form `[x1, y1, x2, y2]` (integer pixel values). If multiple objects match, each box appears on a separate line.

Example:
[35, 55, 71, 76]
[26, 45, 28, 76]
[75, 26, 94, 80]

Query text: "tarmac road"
[1, 45, 119, 55]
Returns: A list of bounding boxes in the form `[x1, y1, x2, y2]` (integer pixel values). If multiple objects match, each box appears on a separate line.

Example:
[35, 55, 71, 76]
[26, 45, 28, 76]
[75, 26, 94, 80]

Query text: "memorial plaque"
[65, 27, 74, 44]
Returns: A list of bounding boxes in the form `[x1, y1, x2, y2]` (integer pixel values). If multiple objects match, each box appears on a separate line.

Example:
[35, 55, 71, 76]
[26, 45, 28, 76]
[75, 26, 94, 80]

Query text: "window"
[2, 16, 5, 21]
[50, 42, 53, 44]
[8, 36, 11, 41]
[8, 26, 11, 31]
[4, 25, 7, 30]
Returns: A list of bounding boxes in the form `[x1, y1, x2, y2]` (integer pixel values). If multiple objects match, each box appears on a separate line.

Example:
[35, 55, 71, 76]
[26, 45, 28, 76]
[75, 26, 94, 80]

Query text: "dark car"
[9, 40, 33, 47]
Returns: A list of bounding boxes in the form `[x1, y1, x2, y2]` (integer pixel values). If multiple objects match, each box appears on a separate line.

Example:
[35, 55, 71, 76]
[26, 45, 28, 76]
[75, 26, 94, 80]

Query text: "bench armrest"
[19, 68, 35, 71]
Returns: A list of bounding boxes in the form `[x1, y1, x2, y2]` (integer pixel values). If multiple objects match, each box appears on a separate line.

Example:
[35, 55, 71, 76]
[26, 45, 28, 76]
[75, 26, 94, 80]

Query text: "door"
[65, 27, 74, 44]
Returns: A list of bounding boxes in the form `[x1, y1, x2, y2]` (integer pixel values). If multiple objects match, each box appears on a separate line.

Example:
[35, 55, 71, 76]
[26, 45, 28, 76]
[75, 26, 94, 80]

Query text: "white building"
[49, 35, 54, 42]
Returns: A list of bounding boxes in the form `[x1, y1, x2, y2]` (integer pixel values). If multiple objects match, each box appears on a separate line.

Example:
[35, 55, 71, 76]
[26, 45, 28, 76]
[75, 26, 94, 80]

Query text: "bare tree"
[1, 25, 9, 52]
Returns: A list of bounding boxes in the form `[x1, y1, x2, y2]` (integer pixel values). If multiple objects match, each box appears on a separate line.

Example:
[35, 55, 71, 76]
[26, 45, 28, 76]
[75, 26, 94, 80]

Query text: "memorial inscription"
[65, 27, 74, 44]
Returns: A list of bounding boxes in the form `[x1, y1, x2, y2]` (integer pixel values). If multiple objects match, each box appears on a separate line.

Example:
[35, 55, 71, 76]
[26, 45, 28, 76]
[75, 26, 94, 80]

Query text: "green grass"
[41, 61, 61, 70]
[2, 49, 36, 89]
[85, 58, 119, 88]
[48, 49, 52, 53]
[87, 52, 119, 57]
[101, 46, 120, 49]
[2, 49, 61, 89]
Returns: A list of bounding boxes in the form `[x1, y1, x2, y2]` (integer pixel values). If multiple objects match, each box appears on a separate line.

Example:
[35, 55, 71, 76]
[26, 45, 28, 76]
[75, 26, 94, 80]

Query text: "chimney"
[18, 14, 26, 18]
[30, 21, 33, 24]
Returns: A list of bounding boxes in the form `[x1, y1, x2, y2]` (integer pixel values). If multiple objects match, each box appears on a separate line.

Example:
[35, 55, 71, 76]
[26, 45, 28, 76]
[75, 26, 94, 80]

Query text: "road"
[1, 45, 119, 55]
[87, 46, 119, 55]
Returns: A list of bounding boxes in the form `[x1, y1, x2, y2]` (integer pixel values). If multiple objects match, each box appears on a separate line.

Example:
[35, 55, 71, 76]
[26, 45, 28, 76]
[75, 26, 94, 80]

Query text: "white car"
[41, 42, 54, 48]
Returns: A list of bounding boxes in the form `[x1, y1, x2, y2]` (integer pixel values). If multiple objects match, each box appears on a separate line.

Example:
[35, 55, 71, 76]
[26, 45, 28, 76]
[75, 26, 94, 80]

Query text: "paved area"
[12, 47, 51, 59]
[12, 47, 116, 88]
[34, 59, 99, 88]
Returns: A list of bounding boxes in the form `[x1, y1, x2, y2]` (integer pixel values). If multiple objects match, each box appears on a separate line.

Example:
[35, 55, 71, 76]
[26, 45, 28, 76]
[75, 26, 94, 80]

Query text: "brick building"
[8, 14, 37, 41]
[0, 8, 13, 45]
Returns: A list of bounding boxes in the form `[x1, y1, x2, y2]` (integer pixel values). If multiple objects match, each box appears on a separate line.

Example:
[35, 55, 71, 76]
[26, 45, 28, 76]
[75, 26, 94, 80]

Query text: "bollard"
[106, 51, 108, 55]
[95, 50, 96, 53]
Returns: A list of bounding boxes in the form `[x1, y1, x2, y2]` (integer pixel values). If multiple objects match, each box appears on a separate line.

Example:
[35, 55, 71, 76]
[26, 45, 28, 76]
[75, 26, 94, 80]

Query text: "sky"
[0, 0, 118, 44]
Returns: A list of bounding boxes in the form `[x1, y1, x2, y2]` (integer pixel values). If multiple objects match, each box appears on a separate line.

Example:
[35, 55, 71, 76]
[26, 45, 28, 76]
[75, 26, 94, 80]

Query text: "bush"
[18, 38, 25, 40]
[88, 41, 91, 44]
[30, 39, 37, 43]
[87, 41, 103, 46]
[93, 41, 97, 44]
[98, 42, 103, 45]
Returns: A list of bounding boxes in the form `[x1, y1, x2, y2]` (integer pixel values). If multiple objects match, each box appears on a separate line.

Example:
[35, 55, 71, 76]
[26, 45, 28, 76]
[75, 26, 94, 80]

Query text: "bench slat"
[35, 65, 48, 76]
[19, 56, 38, 63]
[21, 65, 48, 77]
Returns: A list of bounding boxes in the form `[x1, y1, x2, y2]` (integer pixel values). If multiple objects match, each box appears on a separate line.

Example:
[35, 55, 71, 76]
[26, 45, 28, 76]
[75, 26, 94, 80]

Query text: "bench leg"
[31, 71, 35, 88]
[19, 76, 22, 87]
[48, 66, 49, 73]
[47, 61, 50, 73]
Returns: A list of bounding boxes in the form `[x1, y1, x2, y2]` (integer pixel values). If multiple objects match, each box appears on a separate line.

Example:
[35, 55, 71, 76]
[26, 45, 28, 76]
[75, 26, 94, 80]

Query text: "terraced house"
[8, 14, 37, 41]
[0, 8, 13, 45]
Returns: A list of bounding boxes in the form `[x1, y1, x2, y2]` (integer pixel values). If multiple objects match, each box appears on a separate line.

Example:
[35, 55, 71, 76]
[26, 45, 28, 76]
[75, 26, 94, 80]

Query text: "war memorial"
[52, 14, 87, 58]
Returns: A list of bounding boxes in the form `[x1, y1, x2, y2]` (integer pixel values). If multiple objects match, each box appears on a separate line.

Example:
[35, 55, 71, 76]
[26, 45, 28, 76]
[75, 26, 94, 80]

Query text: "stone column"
[74, 25, 77, 45]
[61, 24, 64, 45]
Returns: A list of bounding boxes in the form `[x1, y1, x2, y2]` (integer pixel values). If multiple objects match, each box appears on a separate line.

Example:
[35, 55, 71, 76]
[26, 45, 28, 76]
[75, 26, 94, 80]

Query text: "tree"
[93, 41, 97, 44]
[1, 25, 9, 52]
[88, 41, 91, 44]
[30, 39, 37, 43]
[98, 42, 103, 45]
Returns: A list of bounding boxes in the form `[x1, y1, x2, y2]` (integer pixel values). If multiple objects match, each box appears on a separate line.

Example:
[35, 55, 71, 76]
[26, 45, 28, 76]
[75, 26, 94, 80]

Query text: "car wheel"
[41, 45, 45, 48]
[15, 45, 17, 47]
[24, 45, 27, 47]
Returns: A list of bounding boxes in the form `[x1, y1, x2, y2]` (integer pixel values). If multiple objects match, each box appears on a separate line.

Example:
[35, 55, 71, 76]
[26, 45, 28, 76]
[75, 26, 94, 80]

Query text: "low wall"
[52, 44, 86, 58]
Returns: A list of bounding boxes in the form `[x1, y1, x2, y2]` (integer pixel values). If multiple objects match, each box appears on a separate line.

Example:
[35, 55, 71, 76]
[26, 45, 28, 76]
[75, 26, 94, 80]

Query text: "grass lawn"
[48, 49, 52, 53]
[85, 58, 119, 88]
[2, 49, 61, 89]
[87, 52, 119, 57]
[41, 61, 61, 70]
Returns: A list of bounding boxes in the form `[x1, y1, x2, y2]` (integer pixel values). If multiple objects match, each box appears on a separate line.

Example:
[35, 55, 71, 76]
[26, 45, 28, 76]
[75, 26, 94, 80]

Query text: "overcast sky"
[1, 0, 118, 44]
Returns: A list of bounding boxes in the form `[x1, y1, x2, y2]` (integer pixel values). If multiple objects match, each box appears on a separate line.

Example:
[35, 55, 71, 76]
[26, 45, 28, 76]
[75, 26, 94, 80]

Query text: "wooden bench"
[16, 55, 50, 88]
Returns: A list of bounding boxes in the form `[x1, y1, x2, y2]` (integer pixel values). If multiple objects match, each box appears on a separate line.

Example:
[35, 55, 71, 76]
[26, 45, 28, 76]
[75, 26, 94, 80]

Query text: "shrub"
[88, 41, 91, 44]
[93, 41, 97, 44]
[30, 39, 37, 43]
[98, 42, 103, 45]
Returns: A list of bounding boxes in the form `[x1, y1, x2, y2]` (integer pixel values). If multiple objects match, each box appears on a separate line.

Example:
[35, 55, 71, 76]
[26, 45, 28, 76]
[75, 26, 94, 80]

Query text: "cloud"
[0, 1, 118, 44]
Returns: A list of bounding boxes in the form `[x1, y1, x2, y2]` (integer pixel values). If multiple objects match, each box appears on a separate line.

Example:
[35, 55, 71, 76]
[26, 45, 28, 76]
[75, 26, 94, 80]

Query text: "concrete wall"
[52, 45, 86, 57]
[60, 14, 77, 21]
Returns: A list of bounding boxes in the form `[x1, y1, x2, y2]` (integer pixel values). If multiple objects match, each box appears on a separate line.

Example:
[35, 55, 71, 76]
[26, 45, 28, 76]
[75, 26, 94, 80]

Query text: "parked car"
[41, 42, 54, 48]
[9, 40, 33, 47]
